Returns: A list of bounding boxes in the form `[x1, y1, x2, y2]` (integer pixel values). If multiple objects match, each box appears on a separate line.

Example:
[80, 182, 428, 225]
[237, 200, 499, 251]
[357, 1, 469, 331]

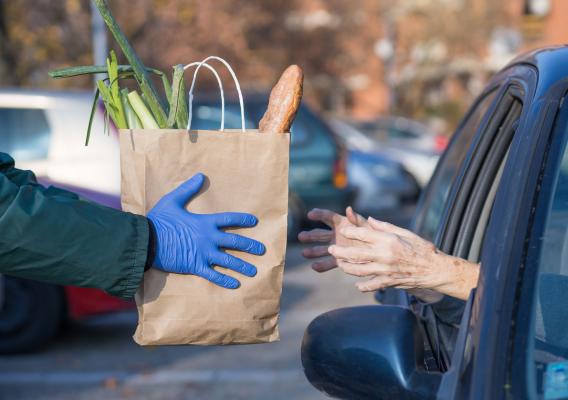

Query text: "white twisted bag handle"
[183, 62, 225, 130]
[184, 56, 245, 132]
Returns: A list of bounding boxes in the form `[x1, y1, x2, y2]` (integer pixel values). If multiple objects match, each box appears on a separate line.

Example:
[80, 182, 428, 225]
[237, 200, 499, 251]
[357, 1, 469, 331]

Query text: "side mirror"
[301, 305, 441, 399]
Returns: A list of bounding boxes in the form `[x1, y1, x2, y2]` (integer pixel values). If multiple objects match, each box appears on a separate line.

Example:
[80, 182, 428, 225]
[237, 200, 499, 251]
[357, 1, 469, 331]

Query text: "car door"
[410, 65, 536, 372]
[505, 90, 568, 400]
[437, 55, 568, 399]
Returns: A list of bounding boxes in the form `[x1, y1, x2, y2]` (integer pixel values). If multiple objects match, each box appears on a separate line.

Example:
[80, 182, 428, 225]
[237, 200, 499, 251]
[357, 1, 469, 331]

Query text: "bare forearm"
[431, 253, 480, 301]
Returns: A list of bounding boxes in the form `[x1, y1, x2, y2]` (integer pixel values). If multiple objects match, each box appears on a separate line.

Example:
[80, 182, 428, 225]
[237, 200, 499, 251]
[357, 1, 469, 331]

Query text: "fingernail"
[328, 245, 335, 254]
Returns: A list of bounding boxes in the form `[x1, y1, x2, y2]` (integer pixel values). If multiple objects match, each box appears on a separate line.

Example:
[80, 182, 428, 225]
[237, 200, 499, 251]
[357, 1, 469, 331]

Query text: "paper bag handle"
[184, 56, 246, 132]
[183, 62, 225, 130]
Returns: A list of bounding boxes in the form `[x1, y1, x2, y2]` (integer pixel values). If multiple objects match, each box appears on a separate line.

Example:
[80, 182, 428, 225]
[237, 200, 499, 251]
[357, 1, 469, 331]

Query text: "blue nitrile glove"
[147, 173, 265, 289]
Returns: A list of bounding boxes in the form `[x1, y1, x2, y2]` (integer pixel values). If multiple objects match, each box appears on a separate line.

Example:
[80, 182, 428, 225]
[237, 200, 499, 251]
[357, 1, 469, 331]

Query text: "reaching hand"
[147, 173, 265, 289]
[297, 207, 366, 272]
[328, 217, 479, 300]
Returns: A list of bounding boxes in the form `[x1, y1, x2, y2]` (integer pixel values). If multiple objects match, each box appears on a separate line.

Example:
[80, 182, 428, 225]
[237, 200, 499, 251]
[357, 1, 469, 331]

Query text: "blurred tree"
[0, 0, 93, 87]
[0, 0, 521, 124]
[0, 0, 388, 113]
[391, 0, 514, 128]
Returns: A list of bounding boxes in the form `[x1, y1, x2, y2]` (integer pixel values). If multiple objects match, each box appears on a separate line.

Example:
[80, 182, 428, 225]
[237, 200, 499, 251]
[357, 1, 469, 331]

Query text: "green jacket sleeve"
[0, 152, 148, 299]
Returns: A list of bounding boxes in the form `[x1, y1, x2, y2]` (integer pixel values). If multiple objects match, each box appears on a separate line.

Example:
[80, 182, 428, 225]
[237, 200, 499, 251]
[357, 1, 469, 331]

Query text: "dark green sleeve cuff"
[115, 214, 149, 300]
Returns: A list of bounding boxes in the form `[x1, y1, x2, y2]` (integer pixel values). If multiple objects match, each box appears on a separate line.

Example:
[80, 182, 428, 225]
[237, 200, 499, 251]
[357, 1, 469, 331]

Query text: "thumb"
[346, 206, 364, 226]
[165, 173, 205, 207]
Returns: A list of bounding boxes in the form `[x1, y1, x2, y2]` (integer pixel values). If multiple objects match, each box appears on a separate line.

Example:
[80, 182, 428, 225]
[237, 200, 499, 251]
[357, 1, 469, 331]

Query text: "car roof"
[0, 88, 93, 108]
[499, 45, 568, 97]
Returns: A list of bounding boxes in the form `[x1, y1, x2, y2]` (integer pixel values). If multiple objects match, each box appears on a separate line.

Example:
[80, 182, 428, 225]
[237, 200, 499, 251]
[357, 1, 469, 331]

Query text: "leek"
[127, 91, 159, 129]
[121, 89, 142, 129]
[93, 0, 168, 128]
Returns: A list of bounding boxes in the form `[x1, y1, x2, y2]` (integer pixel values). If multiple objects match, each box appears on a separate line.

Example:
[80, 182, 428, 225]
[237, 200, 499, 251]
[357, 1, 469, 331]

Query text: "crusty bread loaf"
[259, 65, 303, 133]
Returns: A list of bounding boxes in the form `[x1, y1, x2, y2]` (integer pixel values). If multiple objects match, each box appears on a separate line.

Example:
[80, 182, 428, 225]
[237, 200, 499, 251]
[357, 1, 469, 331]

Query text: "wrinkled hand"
[297, 207, 366, 272]
[148, 173, 265, 289]
[328, 217, 479, 300]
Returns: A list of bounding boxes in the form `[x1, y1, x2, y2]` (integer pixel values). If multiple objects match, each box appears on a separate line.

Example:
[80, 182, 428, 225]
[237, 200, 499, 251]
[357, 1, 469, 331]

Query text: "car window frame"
[452, 87, 524, 258]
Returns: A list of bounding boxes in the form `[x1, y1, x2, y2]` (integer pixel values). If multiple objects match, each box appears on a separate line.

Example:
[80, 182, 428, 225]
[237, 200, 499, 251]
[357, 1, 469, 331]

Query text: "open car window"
[424, 84, 524, 371]
[454, 94, 522, 260]
[467, 147, 510, 262]
[413, 89, 498, 242]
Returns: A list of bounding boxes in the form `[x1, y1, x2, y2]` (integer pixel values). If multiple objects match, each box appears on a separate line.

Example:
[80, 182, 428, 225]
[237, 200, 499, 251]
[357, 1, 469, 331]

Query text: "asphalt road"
[0, 244, 375, 400]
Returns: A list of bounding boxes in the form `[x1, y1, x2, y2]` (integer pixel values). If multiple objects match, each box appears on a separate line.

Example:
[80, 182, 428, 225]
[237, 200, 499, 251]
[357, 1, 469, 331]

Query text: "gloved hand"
[147, 173, 265, 289]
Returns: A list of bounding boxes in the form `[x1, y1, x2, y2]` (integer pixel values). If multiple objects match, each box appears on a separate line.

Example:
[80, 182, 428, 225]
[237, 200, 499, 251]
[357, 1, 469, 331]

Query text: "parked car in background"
[355, 116, 448, 154]
[0, 89, 132, 354]
[345, 116, 445, 187]
[302, 47, 568, 399]
[191, 94, 356, 237]
[329, 118, 420, 216]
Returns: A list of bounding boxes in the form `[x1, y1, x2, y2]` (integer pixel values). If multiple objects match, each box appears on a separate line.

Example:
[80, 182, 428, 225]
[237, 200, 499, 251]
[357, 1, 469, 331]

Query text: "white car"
[333, 117, 441, 187]
[0, 89, 120, 196]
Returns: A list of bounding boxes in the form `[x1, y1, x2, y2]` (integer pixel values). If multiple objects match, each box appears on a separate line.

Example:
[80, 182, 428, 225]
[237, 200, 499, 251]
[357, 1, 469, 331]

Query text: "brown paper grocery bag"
[119, 128, 289, 345]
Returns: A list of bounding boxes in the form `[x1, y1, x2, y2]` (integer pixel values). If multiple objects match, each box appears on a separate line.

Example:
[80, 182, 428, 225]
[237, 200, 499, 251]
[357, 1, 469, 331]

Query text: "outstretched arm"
[328, 217, 480, 301]
[0, 152, 148, 299]
[0, 153, 265, 298]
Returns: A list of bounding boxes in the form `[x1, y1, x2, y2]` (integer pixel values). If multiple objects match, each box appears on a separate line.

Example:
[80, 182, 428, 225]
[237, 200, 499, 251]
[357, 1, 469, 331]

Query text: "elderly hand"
[328, 217, 479, 300]
[297, 207, 366, 272]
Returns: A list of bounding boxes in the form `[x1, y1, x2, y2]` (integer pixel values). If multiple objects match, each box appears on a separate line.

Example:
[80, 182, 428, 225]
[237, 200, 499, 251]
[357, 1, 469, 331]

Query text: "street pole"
[91, 0, 107, 85]
[384, 18, 397, 114]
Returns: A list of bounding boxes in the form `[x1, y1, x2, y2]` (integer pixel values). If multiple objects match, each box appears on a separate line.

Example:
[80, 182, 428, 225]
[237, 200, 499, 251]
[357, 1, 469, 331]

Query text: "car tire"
[0, 277, 64, 354]
[288, 193, 305, 242]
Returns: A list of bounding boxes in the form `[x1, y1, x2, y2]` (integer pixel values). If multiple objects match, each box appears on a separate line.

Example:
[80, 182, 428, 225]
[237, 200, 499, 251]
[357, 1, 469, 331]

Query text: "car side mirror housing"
[301, 305, 441, 399]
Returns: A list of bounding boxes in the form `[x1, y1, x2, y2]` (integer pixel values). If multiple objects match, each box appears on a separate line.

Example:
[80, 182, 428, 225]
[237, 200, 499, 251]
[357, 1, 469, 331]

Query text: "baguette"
[259, 65, 304, 133]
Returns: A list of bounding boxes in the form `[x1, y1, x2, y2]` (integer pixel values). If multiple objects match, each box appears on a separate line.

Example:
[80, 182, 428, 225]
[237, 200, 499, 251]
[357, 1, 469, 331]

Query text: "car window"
[289, 106, 318, 147]
[467, 148, 509, 262]
[388, 127, 419, 140]
[0, 108, 51, 161]
[525, 123, 568, 398]
[455, 94, 522, 261]
[191, 102, 311, 147]
[413, 89, 498, 242]
[191, 104, 254, 130]
[425, 89, 520, 371]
